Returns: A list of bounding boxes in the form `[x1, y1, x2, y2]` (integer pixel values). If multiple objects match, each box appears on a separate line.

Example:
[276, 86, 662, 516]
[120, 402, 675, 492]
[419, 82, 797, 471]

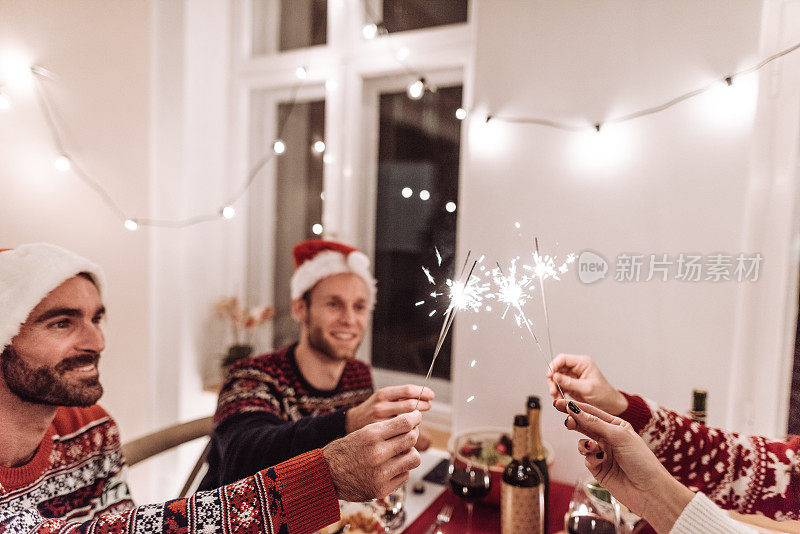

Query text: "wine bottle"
[502, 414, 544, 534]
[527, 395, 550, 530]
[690, 389, 707, 424]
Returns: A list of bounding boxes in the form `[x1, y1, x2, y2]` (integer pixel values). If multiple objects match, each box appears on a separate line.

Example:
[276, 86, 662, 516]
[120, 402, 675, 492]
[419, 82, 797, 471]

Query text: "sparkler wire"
[534, 237, 566, 400]
[414, 254, 476, 410]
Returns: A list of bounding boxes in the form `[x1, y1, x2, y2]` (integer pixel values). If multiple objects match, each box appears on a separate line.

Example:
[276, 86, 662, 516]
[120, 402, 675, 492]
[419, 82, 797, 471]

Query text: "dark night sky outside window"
[252, 0, 327, 55]
[372, 85, 463, 380]
[280, 0, 327, 51]
[375, 0, 468, 34]
[273, 100, 325, 349]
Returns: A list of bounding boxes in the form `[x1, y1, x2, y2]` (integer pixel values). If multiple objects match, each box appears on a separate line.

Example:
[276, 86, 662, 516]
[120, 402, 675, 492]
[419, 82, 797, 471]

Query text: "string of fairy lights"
[2, 14, 799, 230]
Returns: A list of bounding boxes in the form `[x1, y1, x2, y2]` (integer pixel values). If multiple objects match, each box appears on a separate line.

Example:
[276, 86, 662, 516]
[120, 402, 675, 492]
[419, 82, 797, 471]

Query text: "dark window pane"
[273, 100, 325, 348]
[375, 0, 468, 34]
[251, 0, 327, 55]
[372, 85, 463, 380]
[280, 0, 327, 51]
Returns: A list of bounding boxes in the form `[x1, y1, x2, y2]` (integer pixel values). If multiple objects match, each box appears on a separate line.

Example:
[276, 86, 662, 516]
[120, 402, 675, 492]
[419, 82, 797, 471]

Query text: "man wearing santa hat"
[200, 239, 435, 490]
[0, 243, 422, 533]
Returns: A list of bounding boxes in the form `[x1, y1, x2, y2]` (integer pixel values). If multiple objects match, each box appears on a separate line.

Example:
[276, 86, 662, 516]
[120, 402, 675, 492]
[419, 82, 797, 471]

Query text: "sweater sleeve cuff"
[267, 449, 340, 534]
[326, 408, 348, 438]
[669, 493, 757, 534]
[619, 392, 654, 434]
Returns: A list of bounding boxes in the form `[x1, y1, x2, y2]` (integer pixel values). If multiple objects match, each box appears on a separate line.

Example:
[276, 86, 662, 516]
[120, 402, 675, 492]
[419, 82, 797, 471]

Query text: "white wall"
[0, 0, 233, 505]
[147, 0, 239, 503]
[454, 0, 800, 484]
[0, 0, 153, 495]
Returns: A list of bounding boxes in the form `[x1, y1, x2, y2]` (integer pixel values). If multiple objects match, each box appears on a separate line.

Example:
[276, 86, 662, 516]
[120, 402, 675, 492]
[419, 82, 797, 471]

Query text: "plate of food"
[316, 502, 386, 534]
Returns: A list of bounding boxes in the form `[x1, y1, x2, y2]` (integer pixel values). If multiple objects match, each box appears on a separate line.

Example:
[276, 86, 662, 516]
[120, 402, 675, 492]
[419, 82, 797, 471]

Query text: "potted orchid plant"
[215, 296, 274, 367]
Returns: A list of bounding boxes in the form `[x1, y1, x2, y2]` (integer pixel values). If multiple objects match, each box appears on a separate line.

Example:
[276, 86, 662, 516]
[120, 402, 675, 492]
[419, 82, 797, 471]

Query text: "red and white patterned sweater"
[0, 405, 340, 533]
[620, 392, 800, 521]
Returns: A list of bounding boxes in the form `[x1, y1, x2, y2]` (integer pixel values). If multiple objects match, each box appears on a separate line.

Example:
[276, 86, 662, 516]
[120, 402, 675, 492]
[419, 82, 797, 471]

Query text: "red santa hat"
[290, 239, 376, 305]
[0, 243, 105, 350]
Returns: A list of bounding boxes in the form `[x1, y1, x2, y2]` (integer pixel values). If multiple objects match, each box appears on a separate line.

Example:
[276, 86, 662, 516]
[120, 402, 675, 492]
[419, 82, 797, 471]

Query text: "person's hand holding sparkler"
[547, 353, 629, 415]
[346, 385, 435, 433]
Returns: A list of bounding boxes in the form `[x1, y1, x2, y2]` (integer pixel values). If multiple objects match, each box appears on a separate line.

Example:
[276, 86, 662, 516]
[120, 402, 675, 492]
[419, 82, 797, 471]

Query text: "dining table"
[398, 449, 799, 534]
[401, 449, 574, 534]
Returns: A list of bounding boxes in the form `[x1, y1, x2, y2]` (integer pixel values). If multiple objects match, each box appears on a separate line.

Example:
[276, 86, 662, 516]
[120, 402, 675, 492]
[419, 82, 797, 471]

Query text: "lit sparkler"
[490, 255, 567, 400]
[525, 237, 575, 399]
[415, 251, 489, 408]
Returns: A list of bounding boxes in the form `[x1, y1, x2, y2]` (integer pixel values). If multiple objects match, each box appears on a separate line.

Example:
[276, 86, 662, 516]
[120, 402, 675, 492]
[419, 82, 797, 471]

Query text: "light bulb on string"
[53, 155, 71, 172]
[273, 139, 286, 154]
[407, 79, 425, 100]
[124, 219, 139, 231]
[419, 189, 430, 201]
[221, 206, 235, 219]
[402, 187, 413, 198]
[468, 110, 511, 159]
[312, 223, 323, 235]
[362, 23, 378, 40]
[295, 66, 308, 80]
[445, 201, 456, 213]
[455, 108, 467, 120]
[696, 72, 757, 129]
[569, 122, 633, 173]
[313, 140, 326, 153]
[0, 91, 10, 111]
[0, 53, 34, 89]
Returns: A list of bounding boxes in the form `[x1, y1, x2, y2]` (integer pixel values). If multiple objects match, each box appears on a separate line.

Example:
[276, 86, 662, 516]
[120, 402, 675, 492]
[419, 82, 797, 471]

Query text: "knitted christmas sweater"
[620, 392, 800, 521]
[199, 344, 373, 490]
[0, 404, 340, 533]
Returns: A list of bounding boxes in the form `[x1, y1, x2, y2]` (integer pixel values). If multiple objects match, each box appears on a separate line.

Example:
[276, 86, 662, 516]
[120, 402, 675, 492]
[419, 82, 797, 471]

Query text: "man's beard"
[305, 317, 362, 361]
[0, 346, 103, 407]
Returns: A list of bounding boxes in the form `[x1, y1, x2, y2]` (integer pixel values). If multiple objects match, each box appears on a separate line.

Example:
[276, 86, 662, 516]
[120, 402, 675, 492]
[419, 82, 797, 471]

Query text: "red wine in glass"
[567, 514, 618, 534]
[448, 467, 491, 501]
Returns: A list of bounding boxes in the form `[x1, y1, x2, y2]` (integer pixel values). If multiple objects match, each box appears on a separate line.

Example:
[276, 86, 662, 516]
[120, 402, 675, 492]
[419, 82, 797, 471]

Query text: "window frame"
[231, 0, 474, 430]
[359, 69, 464, 410]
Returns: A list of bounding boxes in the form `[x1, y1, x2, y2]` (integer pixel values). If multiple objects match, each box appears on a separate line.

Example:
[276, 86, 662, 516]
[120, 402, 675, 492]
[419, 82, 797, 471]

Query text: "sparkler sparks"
[421, 266, 435, 285]
[491, 259, 534, 320]
[530, 238, 575, 399]
[415, 250, 489, 409]
[488, 238, 574, 400]
[413, 238, 575, 406]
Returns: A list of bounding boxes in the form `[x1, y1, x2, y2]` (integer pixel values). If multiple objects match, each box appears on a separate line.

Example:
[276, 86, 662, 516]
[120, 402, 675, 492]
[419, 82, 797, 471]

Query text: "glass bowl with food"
[448, 427, 554, 506]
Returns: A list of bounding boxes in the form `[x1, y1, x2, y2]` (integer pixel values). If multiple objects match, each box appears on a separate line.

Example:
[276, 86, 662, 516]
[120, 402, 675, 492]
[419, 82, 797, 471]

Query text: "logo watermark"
[578, 250, 609, 284]
[577, 251, 762, 284]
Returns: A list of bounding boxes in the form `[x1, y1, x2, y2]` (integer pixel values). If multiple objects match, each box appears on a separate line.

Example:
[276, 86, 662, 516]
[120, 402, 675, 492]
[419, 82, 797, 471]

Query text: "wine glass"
[448, 434, 492, 534]
[370, 483, 406, 532]
[565, 476, 622, 534]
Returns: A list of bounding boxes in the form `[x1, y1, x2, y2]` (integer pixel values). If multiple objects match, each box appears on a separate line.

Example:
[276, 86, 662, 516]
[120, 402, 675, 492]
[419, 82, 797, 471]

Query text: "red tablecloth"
[402, 480, 575, 534]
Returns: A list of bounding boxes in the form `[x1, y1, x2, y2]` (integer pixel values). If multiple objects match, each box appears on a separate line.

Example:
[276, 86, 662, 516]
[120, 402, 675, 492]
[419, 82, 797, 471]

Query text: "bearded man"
[200, 240, 434, 489]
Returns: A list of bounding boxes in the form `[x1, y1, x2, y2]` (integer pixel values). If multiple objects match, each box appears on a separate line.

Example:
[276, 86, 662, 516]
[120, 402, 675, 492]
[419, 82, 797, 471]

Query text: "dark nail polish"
[596, 451, 605, 460]
[583, 441, 590, 449]
[568, 401, 581, 414]
[564, 418, 569, 427]
[553, 399, 558, 408]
